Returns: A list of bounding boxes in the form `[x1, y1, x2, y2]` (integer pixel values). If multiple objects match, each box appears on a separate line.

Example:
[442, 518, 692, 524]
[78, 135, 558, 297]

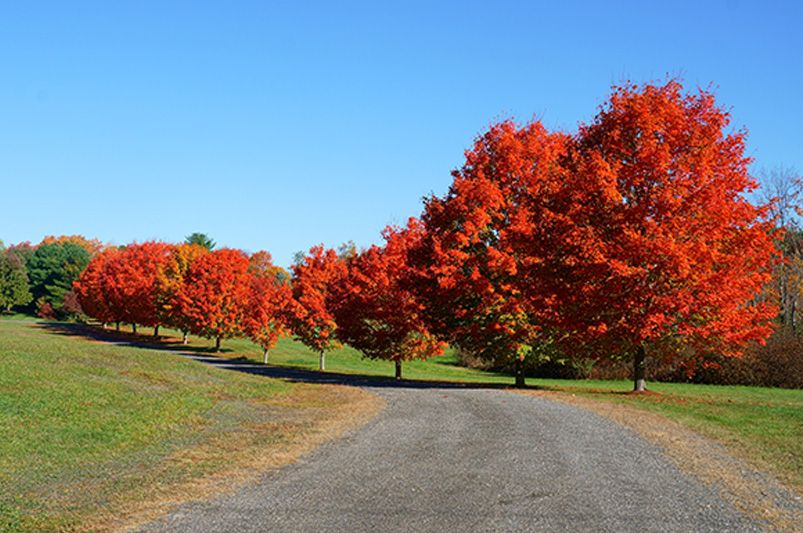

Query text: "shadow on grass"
[35, 322, 523, 391]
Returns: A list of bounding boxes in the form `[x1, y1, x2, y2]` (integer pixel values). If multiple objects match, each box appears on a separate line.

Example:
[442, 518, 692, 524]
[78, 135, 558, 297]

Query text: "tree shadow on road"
[35, 322, 521, 390]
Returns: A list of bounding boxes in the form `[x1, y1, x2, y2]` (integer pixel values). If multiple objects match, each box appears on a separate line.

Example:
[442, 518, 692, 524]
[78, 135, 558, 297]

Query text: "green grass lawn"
[0, 313, 35, 321]
[0, 320, 373, 532]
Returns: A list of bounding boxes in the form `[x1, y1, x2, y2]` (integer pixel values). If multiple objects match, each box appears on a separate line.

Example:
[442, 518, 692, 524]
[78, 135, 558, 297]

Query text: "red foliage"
[171, 248, 251, 344]
[409, 120, 569, 367]
[242, 251, 292, 355]
[60, 290, 83, 317]
[410, 81, 778, 387]
[334, 220, 445, 367]
[541, 81, 779, 361]
[73, 247, 121, 324]
[36, 300, 55, 320]
[102, 242, 174, 328]
[288, 246, 347, 355]
[157, 243, 209, 333]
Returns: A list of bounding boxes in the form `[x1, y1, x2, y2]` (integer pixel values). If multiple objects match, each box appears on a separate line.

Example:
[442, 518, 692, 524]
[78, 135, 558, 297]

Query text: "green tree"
[185, 233, 216, 250]
[27, 242, 90, 310]
[0, 248, 33, 312]
[7, 242, 35, 266]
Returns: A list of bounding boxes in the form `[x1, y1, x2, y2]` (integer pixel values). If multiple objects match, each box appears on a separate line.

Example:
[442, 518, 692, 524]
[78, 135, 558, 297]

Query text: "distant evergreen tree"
[185, 232, 216, 250]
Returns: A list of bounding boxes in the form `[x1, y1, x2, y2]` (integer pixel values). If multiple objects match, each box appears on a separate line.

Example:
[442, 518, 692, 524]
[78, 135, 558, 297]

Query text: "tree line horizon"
[2, 80, 801, 391]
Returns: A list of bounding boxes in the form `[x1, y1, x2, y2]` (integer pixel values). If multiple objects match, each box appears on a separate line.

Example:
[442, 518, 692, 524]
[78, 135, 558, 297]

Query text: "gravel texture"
[139, 365, 764, 533]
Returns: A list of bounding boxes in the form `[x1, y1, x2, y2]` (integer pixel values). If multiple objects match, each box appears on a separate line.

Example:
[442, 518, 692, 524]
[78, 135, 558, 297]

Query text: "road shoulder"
[111, 385, 383, 532]
[518, 389, 803, 531]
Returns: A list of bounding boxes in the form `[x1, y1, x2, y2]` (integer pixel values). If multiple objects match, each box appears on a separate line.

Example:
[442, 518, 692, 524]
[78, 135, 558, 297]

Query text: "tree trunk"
[215, 336, 221, 352]
[633, 344, 647, 392]
[395, 360, 402, 380]
[116, 322, 120, 332]
[514, 356, 526, 388]
[319, 351, 325, 371]
[153, 325, 159, 337]
[132, 323, 137, 334]
[182, 331, 188, 345]
[263, 349, 269, 365]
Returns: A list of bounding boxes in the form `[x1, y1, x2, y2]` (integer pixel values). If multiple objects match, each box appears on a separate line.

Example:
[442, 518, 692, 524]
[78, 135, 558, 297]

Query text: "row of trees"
[70, 234, 443, 379]
[74, 242, 288, 359]
[4, 81, 794, 389]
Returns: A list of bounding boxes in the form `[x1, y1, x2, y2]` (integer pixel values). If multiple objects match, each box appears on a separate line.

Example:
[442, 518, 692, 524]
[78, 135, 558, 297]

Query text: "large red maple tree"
[528, 81, 779, 390]
[408, 120, 569, 386]
[410, 82, 777, 390]
[101, 242, 174, 334]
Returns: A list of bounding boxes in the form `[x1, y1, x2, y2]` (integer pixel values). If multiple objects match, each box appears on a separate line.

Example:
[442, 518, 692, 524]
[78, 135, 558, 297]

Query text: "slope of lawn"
[0, 320, 377, 532]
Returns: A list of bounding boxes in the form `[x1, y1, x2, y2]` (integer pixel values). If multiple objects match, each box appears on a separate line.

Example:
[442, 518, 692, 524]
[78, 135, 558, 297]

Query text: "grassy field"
[0, 320, 377, 532]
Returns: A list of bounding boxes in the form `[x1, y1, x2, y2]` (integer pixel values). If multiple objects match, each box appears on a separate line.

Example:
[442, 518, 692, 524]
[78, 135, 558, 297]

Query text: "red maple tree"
[157, 243, 209, 343]
[409, 120, 569, 386]
[288, 245, 347, 370]
[242, 251, 292, 364]
[172, 248, 251, 351]
[101, 242, 174, 335]
[73, 247, 121, 326]
[530, 81, 779, 390]
[334, 220, 444, 380]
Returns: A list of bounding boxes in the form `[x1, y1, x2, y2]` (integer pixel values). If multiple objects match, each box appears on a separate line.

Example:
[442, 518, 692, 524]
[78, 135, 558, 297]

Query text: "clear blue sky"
[2, 0, 801, 266]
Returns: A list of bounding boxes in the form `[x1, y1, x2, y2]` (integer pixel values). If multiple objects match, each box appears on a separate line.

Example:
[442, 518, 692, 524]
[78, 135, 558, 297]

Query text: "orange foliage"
[157, 243, 209, 333]
[40, 235, 105, 256]
[101, 242, 174, 327]
[288, 246, 347, 355]
[171, 248, 251, 343]
[242, 253, 292, 355]
[334, 219, 444, 365]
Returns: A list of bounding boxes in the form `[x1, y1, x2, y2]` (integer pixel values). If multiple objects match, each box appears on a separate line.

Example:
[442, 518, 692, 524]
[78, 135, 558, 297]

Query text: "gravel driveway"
[139, 362, 762, 532]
